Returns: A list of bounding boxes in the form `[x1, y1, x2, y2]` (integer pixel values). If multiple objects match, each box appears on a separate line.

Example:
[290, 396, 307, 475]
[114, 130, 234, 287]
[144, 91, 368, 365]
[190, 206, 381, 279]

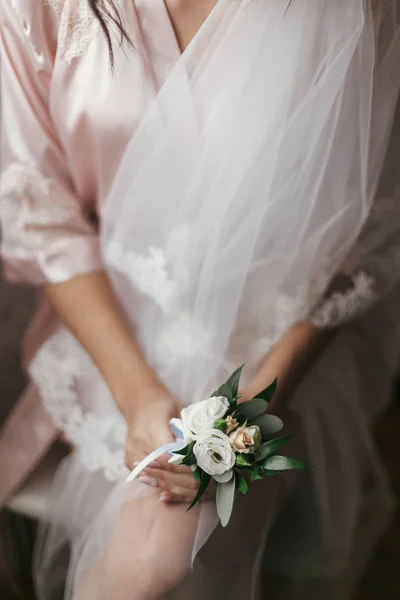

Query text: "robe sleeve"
[0, 0, 103, 285]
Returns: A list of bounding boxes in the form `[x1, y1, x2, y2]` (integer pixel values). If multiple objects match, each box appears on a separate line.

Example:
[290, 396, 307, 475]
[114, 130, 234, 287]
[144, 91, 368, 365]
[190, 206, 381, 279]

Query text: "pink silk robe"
[0, 0, 187, 505]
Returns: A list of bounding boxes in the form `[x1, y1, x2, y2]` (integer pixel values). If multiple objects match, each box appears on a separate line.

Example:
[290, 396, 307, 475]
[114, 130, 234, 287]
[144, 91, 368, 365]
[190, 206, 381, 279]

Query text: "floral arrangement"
[169, 366, 308, 526]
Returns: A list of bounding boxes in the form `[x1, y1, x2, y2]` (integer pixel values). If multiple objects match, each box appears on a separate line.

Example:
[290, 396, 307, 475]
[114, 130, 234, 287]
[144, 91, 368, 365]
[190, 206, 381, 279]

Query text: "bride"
[1, 0, 400, 598]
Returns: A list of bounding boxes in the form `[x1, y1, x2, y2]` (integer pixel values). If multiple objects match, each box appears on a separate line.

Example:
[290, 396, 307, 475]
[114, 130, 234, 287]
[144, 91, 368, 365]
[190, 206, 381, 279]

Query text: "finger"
[142, 466, 198, 488]
[133, 457, 193, 475]
[159, 491, 215, 504]
[138, 472, 217, 503]
[139, 469, 199, 494]
[138, 476, 196, 498]
[159, 492, 194, 504]
[156, 454, 193, 474]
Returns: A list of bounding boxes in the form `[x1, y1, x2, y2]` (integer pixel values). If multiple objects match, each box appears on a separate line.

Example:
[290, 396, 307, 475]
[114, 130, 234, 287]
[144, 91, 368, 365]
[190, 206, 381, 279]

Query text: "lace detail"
[42, 0, 64, 16]
[310, 272, 377, 328]
[156, 313, 213, 367]
[0, 163, 92, 256]
[29, 327, 129, 482]
[107, 227, 190, 314]
[43, 0, 100, 64]
[107, 241, 179, 313]
[106, 228, 213, 369]
[307, 180, 400, 328]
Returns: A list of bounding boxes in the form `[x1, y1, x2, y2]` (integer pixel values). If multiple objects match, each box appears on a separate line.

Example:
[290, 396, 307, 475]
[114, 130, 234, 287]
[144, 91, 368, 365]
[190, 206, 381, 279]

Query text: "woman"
[1, 0, 400, 598]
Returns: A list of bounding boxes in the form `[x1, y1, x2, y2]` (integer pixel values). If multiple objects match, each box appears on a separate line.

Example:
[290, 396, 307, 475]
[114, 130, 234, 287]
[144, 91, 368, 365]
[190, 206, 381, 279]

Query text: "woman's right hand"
[122, 384, 180, 470]
[122, 385, 210, 504]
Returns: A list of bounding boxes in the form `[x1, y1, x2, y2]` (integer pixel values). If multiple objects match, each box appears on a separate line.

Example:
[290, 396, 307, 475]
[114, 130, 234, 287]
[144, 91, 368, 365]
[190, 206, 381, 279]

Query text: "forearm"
[44, 272, 164, 418]
[242, 321, 337, 415]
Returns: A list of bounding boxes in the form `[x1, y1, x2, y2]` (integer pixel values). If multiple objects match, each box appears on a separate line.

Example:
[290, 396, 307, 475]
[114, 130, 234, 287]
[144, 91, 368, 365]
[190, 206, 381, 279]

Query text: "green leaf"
[255, 435, 292, 463]
[236, 397, 268, 420]
[256, 379, 278, 403]
[235, 454, 252, 468]
[214, 418, 227, 433]
[224, 365, 245, 398]
[173, 445, 190, 456]
[212, 365, 245, 401]
[192, 467, 201, 481]
[187, 472, 211, 511]
[263, 455, 309, 471]
[229, 397, 238, 410]
[216, 476, 236, 527]
[213, 470, 234, 484]
[181, 452, 197, 467]
[250, 470, 263, 482]
[252, 414, 284, 436]
[213, 383, 233, 401]
[236, 473, 248, 495]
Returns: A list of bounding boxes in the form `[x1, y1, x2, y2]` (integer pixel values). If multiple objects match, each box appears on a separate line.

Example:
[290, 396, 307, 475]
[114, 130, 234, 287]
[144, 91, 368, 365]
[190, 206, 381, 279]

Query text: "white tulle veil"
[103, 0, 377, 394]
[33, 1, 400, 598]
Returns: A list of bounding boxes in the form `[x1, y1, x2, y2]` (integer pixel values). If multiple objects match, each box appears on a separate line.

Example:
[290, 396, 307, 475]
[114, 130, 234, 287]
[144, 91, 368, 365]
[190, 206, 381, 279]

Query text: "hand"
[137, 456, 216, 504]
[123, 385, 215, 504]
[123, 384, 180, 469]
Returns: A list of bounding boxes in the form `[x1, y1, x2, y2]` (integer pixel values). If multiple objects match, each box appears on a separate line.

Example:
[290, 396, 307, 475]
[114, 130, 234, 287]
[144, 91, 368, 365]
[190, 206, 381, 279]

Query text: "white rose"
[229, 425, 261, 454]
[181, 396, 229, 440]
[193, 429, 236, 476]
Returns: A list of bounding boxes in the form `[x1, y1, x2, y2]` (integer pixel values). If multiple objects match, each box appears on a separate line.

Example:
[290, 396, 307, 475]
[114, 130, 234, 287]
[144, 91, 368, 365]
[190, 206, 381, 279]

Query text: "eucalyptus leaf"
[187, 472, 211, 511]
[255, 435, 292, 463]
[213, 470, 234, 484]
[252, 414, 283, 436]
[236, 474, 248, 495]
[263, 455, 309, 471]
[257, 378, 278, 403]
[216, 476, 236, 527]
[236, 397, 268, 420]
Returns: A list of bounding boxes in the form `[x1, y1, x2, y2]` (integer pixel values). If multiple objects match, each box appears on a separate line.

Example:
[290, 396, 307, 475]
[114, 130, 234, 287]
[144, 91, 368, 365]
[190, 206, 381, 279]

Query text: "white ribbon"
[125, 418, 187, 484]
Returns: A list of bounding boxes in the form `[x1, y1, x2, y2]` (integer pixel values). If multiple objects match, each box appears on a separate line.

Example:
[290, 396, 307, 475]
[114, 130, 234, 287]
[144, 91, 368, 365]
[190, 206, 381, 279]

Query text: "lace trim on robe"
[29, 326, 129, 482]
[0, 163, 93, 258]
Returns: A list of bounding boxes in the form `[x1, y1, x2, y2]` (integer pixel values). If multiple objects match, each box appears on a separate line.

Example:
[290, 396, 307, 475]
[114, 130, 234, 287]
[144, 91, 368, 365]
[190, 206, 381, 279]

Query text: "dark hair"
[88, 0, 133, 66]
[90, 0, 294, 65]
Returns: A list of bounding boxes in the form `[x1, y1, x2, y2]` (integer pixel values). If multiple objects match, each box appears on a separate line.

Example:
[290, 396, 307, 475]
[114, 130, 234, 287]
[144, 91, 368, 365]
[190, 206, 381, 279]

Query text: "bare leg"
[72, 487, 199, 600]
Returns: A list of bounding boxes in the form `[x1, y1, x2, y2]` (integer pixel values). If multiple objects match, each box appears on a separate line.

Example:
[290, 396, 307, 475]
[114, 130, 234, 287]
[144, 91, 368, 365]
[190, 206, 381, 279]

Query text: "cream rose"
[193, 430, 236, 476]
[229, 425, 261, 454]
[225, 415, 239, 435]
[181, 396, 229, 440]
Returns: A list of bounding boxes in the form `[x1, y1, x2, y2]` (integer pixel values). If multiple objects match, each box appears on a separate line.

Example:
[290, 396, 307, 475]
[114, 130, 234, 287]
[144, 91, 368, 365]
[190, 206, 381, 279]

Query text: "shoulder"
[1, 1, 61, 70]
[1, 0, 99, 67]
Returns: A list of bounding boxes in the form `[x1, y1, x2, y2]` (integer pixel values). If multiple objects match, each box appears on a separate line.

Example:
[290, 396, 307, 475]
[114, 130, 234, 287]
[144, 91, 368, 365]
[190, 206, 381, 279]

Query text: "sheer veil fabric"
[31, 1, 400, 599]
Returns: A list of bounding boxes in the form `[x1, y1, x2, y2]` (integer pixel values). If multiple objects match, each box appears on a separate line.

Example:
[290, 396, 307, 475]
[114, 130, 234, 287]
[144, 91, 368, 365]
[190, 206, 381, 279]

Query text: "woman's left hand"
[137, 455, 216, 504]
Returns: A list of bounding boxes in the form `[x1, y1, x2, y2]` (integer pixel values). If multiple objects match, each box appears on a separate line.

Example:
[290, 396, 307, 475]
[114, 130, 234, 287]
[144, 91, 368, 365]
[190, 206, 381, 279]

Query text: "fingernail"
[138, 476, 158, 488]
[159, 492, 170, 502]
